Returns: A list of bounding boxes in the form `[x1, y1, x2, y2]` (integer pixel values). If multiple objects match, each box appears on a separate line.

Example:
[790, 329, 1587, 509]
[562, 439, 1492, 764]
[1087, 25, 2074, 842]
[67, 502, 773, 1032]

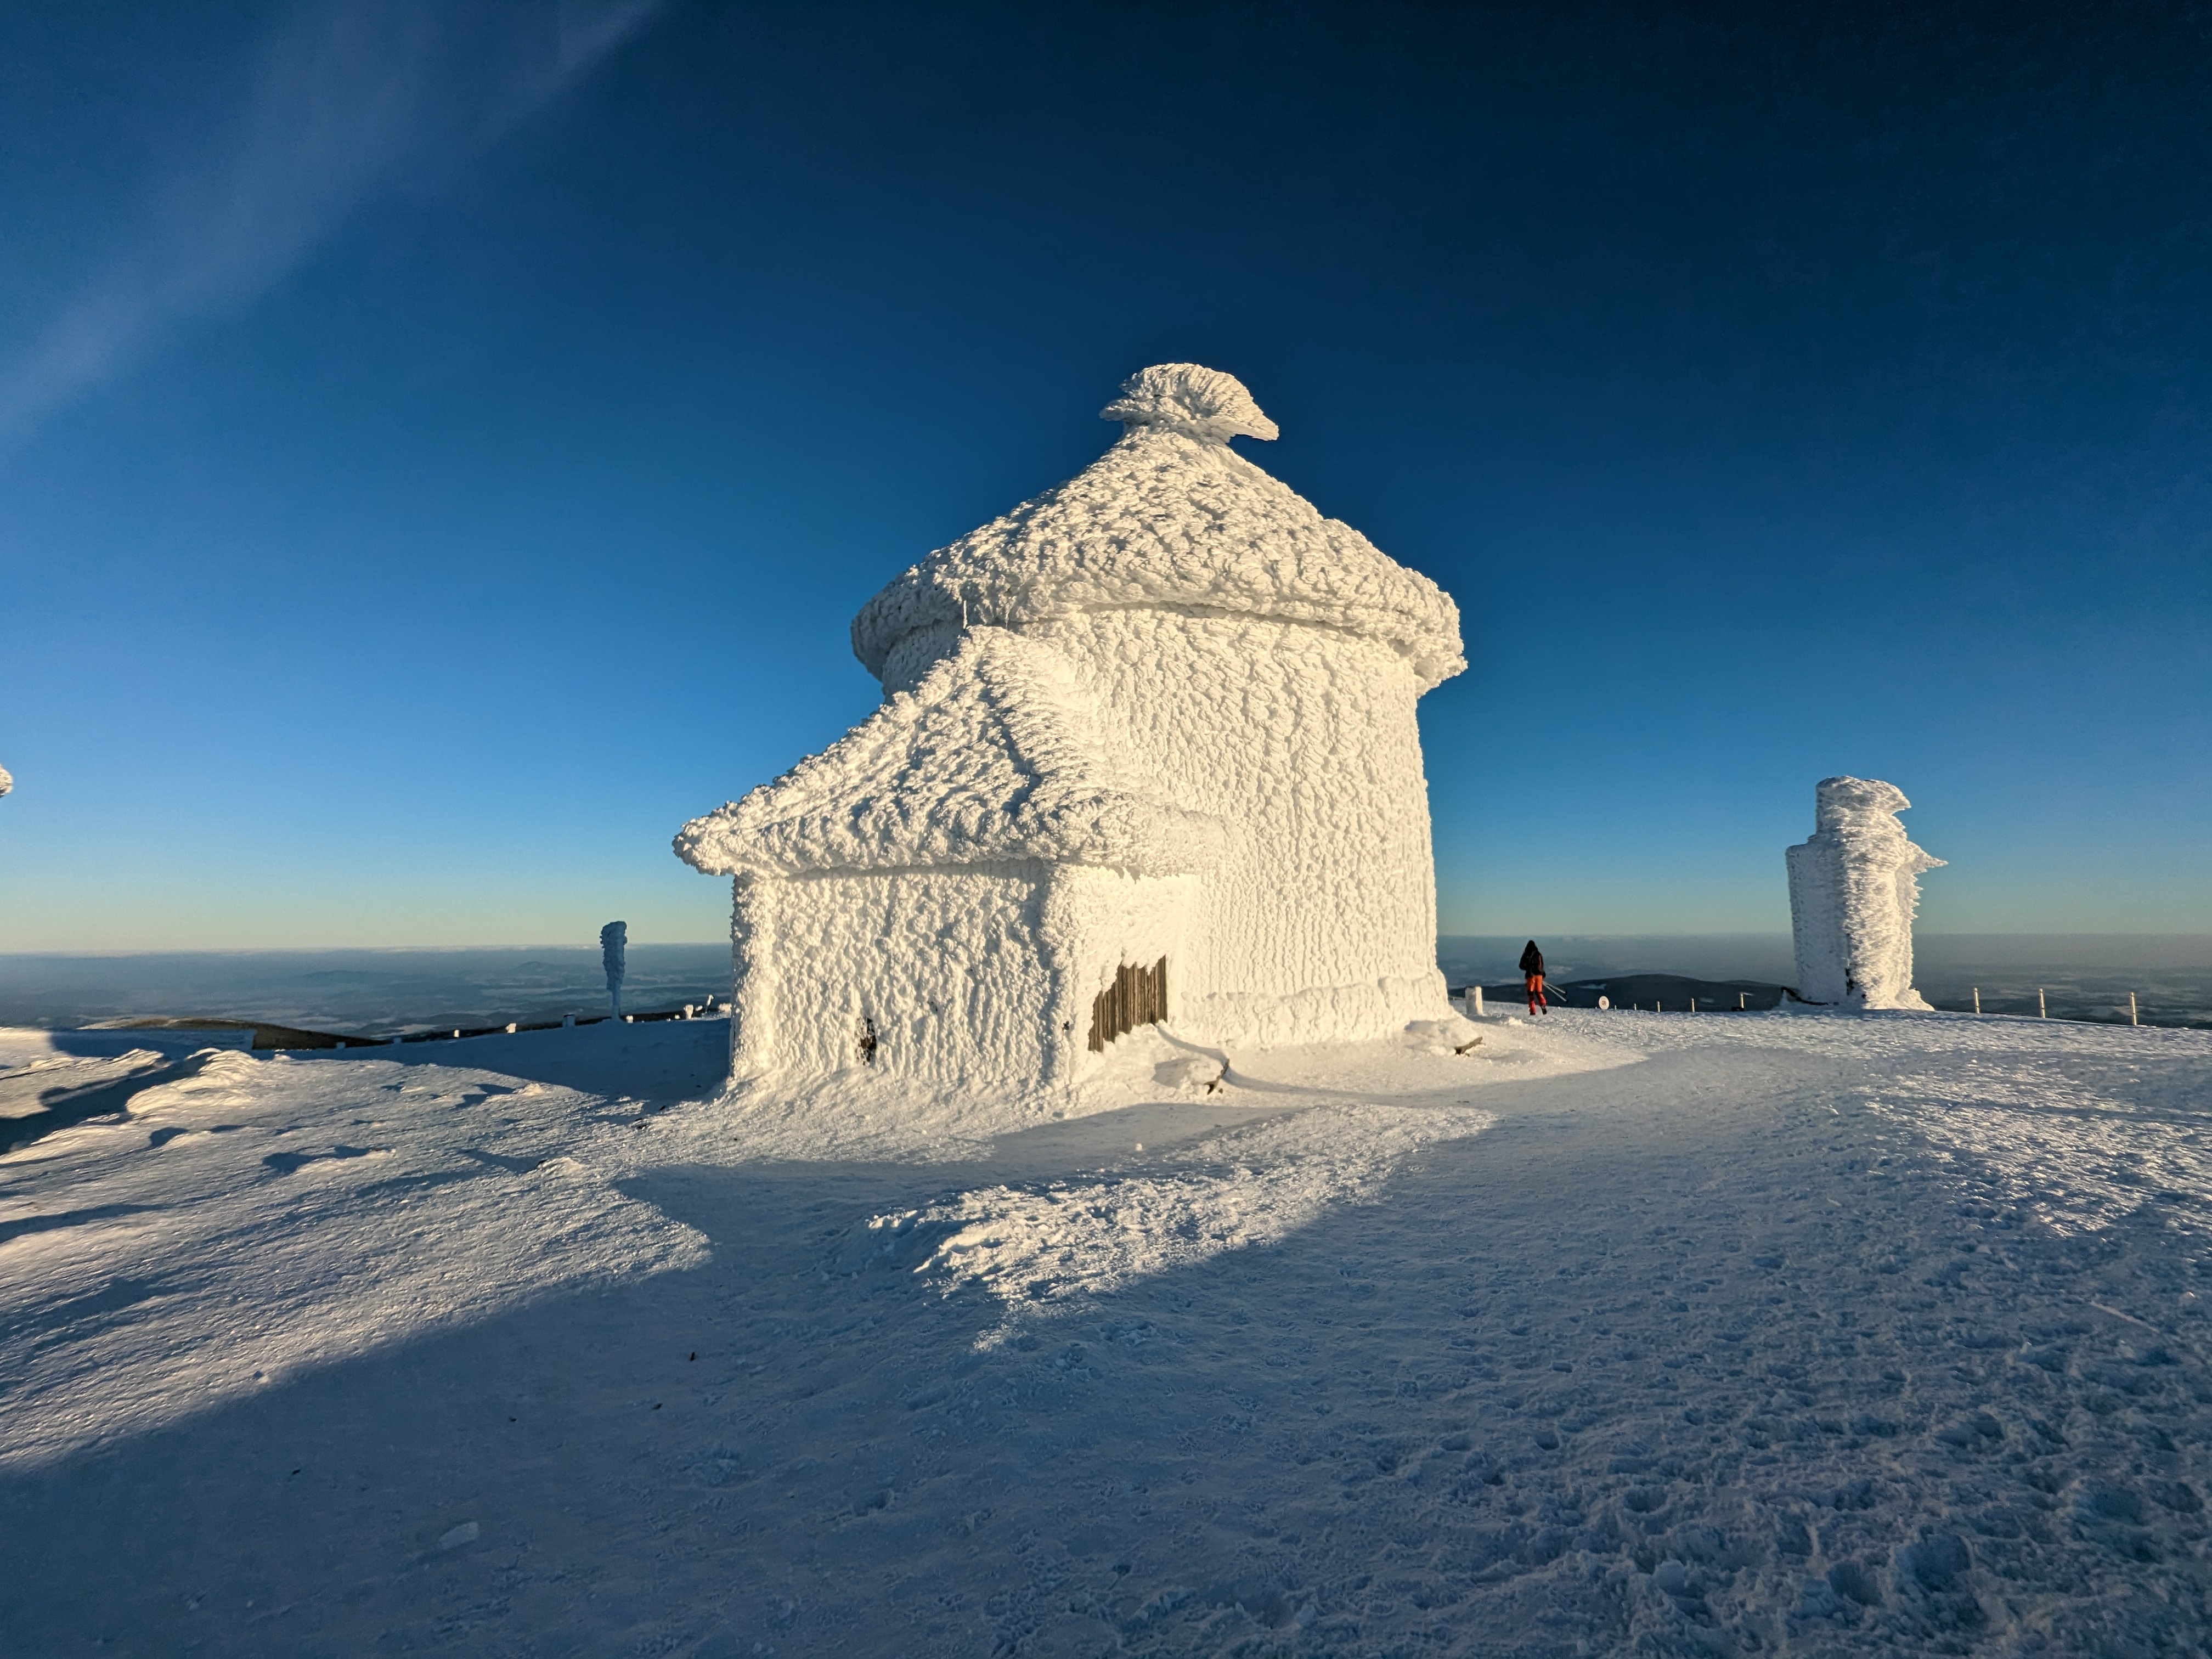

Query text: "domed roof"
[850, 365, 1466, 692]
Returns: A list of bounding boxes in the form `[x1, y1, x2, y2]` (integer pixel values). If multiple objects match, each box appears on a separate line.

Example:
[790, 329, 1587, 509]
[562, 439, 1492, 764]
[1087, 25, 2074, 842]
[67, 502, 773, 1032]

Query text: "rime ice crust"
[675, 629, 1223, 880]
[679, 364, 1467, 1093]
[851, 379, 1463, 695]
[1097, 362, 1280, 442]
[1785, 776, 1945, 1009]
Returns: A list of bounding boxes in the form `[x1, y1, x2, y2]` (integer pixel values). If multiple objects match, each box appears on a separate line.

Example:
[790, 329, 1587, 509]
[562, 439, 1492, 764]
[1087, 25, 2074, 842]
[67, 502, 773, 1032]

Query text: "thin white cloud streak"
[0, 0, 662, 441]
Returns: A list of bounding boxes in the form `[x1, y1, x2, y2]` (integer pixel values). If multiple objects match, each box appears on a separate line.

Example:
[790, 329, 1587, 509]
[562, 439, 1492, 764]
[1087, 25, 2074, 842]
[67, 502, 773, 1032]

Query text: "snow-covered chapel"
[675, 364, 1466, 1092]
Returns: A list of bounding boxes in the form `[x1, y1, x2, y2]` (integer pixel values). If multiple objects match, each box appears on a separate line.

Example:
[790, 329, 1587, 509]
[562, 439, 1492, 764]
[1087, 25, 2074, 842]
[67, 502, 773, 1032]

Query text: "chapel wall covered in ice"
[1785, 776, 1944, 1009]
[720, 858, 1201, 1090]
[744, 864, 1057, 1086]
[1029, 606, 1444, 1045]
[678, 363, 1468, 1098]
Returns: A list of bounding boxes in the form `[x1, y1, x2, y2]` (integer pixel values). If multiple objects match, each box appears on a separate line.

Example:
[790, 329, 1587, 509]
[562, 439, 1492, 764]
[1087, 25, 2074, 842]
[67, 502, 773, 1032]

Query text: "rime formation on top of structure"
[0, 764, 12, 797]
[1099, 363, 1280, 442]
[1785, 776, 1944, 1010]
[676, 628, 1226, 881]
[850, 365, 1465, 694]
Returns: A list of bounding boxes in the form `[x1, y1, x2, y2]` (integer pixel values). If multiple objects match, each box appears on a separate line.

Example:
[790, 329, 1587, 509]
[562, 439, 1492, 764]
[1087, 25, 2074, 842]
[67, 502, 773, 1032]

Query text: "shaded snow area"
[4, 1014, 2210, 1656]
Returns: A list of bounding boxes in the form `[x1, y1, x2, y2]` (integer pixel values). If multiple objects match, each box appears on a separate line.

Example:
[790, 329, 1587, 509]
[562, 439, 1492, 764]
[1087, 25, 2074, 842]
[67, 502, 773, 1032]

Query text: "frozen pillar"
[1785, 776, 1943, 1009]
[601, 919, 628, 1020]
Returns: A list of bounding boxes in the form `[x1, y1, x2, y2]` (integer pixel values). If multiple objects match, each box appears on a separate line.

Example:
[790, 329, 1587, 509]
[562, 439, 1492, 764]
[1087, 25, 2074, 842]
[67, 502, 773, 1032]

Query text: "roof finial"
[1101, 364, 1278, 443]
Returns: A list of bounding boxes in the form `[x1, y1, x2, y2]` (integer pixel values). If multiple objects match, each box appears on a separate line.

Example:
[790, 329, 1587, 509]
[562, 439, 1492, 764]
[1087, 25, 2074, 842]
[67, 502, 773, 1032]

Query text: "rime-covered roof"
[674, 629, 1224, 879]
[850, 364, 1466, 692]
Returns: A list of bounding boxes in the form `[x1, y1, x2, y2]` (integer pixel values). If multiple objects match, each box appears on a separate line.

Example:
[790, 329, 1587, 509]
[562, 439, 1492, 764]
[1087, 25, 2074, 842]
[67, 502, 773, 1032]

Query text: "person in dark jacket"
[1519, 940, 1548, 1014]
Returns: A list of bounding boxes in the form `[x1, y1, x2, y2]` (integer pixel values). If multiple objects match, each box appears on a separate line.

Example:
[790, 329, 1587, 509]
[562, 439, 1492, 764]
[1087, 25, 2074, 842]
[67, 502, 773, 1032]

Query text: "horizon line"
[5, 928, 2212, 960]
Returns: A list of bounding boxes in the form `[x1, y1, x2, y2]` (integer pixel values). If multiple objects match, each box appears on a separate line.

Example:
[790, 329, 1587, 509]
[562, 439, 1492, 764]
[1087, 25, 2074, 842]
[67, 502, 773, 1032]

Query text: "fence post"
[1972, 987, 1980, 1014]
[2038, 988, 2047, 1019]
[2130, 992, 2140, 1027]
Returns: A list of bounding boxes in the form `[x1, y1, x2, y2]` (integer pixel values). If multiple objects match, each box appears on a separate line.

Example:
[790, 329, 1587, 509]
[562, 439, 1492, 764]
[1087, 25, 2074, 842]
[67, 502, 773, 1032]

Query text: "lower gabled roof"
[674, 628, 1224, 880]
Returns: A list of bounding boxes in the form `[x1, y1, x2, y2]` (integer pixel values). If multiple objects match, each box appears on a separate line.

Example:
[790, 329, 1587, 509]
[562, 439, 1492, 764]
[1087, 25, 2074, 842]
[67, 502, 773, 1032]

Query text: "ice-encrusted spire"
[1099, 363, 1278, 443]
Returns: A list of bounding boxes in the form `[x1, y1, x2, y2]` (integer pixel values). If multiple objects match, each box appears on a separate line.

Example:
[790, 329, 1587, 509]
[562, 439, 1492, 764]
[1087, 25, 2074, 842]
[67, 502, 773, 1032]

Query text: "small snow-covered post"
[2038, 987, 2047, 1019]
[2130, 992, 2140, 1027]
[1469, 986, 1484, 1017]
[601, 921, 628, 1021]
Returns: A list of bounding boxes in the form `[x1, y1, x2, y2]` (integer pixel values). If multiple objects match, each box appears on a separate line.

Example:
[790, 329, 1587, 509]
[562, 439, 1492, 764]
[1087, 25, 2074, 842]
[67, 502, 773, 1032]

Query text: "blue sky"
[2, 0, 2207, 950]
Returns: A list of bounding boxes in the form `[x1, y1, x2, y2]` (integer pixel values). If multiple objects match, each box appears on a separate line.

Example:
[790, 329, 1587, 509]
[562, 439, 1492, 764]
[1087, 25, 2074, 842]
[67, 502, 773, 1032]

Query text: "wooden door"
[1088, 957, 1167, 1052]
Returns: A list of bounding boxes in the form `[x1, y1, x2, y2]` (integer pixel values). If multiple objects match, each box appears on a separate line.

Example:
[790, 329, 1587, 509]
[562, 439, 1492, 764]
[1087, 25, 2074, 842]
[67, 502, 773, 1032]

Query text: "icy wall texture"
[747, 865, 1058, 1086]
[1786, 776, 1945, 1008]
[1028, 606, 1443, 1046]
[680, 364, 1465, 1089]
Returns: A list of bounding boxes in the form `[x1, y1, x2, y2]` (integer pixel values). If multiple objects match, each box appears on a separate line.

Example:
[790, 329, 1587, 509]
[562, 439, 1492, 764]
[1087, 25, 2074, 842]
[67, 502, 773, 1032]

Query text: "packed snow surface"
[1787, 776, 1945, 1010]
[5, 1009, 2210, 1656]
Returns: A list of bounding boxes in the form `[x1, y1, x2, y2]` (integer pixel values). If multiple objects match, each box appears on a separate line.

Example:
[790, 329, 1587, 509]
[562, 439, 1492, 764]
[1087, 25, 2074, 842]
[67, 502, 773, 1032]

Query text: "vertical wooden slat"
[1086, 957, 1172, 1054]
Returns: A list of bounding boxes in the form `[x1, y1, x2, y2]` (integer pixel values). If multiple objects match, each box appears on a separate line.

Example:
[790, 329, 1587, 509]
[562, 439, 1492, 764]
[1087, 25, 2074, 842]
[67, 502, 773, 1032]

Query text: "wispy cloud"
[0, 0, 662, 440]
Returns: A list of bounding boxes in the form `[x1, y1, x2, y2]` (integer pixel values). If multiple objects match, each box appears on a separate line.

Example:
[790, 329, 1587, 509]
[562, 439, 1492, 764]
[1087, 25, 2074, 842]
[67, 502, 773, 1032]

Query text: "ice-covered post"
[1972, 987, 1981, 1014]
[2130, 992, 2140, 1026]
[1784, 777, 1944, 1009]
[2038, 988, 2047, 1019]
[601, 920, 628, 1021]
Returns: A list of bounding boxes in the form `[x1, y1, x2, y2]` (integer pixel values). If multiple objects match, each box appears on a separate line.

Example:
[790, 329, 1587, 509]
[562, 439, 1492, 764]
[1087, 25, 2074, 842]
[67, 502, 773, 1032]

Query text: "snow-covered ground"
[3, 1008, 2208, 1656]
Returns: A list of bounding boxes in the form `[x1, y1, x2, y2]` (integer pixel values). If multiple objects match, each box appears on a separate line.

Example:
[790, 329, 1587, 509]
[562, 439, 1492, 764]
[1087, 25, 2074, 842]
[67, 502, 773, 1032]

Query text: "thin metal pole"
[1972, 987, 1980, 1014]
[2038, 988, 2047, 1019]
[2130, 992, 2140, 1027]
